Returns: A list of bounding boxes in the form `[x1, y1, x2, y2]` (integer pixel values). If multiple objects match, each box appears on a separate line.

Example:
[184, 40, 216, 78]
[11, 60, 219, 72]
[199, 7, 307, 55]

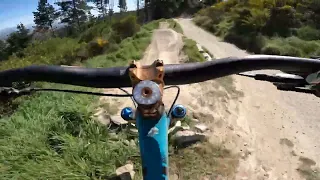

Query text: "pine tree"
[55, 0, 90, 30]
[5, 23, 31, 57]
[93, 0, 109, 17]
[118, 0, 127, 12]
[33, 0, 56, 30]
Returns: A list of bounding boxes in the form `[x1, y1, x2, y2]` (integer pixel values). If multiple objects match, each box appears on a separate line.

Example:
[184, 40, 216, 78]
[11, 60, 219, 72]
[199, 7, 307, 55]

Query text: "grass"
[170, 142, 239, 179]
[0, 19, 161, 179]
[297, 166, 320, 180]
[183, 38, 206, 62]
[167, 19, 184, 34]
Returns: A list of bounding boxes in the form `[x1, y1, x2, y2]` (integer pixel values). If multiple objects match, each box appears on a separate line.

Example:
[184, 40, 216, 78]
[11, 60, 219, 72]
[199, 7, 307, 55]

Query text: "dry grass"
[297, 167, 320, 180]
[169, 141, 239, 179]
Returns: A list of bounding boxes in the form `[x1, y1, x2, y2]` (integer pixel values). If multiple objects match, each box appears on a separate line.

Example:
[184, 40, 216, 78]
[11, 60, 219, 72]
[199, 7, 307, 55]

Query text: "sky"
[0, 0, 137, 30]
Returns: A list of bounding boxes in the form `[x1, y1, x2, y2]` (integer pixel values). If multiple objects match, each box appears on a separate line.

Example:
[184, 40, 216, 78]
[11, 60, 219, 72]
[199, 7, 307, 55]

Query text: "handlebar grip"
[0, 65, 131, 88]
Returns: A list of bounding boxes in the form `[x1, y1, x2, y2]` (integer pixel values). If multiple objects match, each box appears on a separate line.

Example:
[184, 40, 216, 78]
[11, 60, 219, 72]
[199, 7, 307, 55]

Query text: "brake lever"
[238, 72, 307, 85]
[238, 72, 320, 97]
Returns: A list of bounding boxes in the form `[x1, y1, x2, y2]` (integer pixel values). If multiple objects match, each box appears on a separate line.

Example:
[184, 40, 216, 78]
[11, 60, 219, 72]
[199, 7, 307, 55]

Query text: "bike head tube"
[136, 112, 170, 180]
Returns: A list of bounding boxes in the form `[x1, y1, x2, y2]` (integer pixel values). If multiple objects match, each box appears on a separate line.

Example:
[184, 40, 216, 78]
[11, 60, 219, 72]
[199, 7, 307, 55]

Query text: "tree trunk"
[137, 0, 140, 17]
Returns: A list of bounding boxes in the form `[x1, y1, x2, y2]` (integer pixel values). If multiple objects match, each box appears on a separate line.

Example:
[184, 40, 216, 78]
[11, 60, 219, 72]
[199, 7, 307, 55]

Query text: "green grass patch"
[167, 19, 184, 34]
[183, 38, 206, 62]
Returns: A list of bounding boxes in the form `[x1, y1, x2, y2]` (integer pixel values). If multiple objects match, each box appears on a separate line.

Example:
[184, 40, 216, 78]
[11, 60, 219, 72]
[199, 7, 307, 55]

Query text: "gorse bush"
[194, 0, 320, 57]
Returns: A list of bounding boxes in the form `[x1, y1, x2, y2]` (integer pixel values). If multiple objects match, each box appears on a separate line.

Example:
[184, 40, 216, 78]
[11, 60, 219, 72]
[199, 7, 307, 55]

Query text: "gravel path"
[176, 18, 320, 180]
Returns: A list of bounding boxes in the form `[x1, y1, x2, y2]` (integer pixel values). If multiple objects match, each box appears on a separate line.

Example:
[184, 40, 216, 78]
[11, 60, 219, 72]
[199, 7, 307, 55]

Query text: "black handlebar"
[0, 55, 319, 88]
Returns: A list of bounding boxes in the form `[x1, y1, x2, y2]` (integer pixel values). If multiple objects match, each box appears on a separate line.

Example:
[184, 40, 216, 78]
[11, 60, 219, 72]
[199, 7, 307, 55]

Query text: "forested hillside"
[194, 0, 320, 57]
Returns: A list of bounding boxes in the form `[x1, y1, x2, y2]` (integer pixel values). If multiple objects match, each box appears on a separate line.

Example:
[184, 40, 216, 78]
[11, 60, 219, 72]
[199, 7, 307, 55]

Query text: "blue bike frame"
[136, 112, 171, 180]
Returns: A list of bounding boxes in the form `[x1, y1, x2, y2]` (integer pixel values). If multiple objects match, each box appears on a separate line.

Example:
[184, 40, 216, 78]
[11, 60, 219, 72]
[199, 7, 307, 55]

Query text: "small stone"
[168, 121, 184, 136]
[192, 112, 199, 119]
[174, 130, 206, 148]
[129, 128, 138, 134]
[192, 118, 199, 123]
[244, 143, 248, 146]
[123, 140, 130, 146]
[182, 125, 190, 130]
[247, 148, 254, 154]
[94, 108, 104, 116]
[129, 139, 136, 147]
[110, 115, 128, 125]
[171, 174, 179, 180]
[109, 133, 118, 141]
[195, 124, 208, 132]
[97, 114, 111, 125]
[116, 163, 135, 179]
[228, 125, 234, 130]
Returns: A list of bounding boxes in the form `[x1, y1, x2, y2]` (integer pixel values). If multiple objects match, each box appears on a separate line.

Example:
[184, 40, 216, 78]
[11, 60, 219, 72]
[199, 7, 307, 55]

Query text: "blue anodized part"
[121, 107, 134, 120]
[171, 104, 187, 118]
[136, 112, 170, 180]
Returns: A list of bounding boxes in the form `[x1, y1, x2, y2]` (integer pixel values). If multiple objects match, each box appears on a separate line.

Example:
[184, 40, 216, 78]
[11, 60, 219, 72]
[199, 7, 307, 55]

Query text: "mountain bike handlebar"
[1, 55, 320, 180]
[0, 55, 319, 87]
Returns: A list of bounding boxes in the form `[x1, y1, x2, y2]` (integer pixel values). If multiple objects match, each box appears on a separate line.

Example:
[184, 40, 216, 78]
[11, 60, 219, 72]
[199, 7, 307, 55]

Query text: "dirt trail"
[176, 18, 320, 180]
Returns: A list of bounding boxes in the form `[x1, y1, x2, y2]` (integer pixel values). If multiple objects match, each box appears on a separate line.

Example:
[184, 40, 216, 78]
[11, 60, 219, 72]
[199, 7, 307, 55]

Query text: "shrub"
[285, 36, 320, 56]
[264, 5, 298, 37]
[0, 38, 83, 70]
[261, 44, 281, 55]
[79, 21, 112, 43]
[214, 17, 233, 37]
[281, 45, 303, 57]
[193, 16, 212, 26]
[111, 15, 140, 41]
[297, 26, 320, 41]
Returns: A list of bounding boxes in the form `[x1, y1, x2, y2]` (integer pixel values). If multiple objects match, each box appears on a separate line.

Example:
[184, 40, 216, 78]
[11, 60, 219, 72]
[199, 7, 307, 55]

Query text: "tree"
[118, 0, 127, 13]
[55, 0, 90, 30]
[33, 0, 57, 30]
[108, 0, 115, 20]
[0, 40, 8, 61]
[93, 0, 109, 17]
[5, 23, 31, 57]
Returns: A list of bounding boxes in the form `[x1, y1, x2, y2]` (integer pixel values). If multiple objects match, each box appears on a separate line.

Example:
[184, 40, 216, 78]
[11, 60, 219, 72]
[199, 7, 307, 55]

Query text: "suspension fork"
[129, 60, 170, 180]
